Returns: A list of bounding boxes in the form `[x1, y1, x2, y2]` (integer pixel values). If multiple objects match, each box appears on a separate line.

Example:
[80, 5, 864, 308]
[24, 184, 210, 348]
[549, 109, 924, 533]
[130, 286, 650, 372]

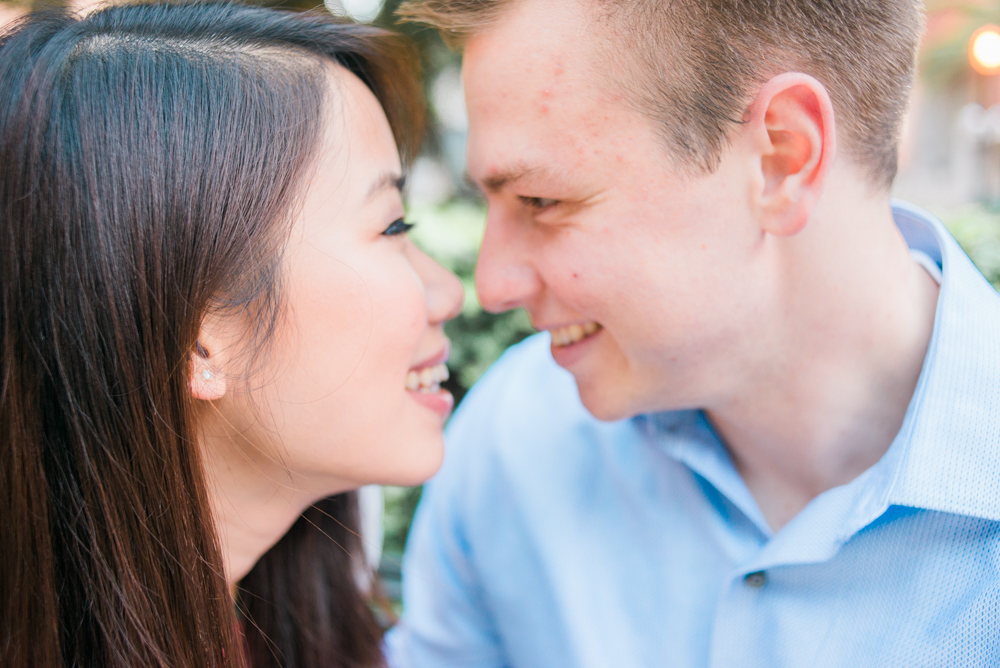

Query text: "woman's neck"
[207, 469, 311, 587]
[198, 424, 341, 588]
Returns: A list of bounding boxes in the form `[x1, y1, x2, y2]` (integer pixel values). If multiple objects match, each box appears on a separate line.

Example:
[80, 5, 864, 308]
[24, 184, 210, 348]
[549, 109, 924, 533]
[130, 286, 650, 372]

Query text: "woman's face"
[206, 65, 463, 497]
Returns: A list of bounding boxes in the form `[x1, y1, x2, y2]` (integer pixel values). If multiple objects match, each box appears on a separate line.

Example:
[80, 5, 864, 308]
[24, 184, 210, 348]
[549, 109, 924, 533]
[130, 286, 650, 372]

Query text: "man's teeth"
[550, 322, 601, 348]
[406, 363, 449, 392]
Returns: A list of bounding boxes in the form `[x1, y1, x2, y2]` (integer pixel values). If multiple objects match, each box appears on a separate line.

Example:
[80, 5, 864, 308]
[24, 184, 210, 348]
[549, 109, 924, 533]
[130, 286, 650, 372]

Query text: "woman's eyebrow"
[366, 171, 406, 201]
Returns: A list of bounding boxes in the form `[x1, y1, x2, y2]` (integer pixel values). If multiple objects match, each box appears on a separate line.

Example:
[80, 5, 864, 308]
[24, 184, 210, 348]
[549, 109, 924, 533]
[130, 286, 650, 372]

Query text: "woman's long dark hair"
[0, 3, 423, 666]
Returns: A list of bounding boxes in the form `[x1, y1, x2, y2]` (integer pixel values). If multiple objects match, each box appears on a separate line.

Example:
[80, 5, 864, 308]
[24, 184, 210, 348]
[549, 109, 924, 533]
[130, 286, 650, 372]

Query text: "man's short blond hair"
[400, 0, 924, 189]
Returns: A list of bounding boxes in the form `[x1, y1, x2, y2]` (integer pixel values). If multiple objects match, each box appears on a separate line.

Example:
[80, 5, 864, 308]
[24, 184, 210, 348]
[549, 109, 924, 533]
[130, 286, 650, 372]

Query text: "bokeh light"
[339, 0, 385, 23]
[970, 25, 1000, 76]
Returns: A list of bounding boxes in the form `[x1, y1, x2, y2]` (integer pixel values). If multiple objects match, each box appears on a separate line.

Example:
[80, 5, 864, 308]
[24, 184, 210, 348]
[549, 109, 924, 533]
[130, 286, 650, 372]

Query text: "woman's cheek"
[376, 265, 431, 352]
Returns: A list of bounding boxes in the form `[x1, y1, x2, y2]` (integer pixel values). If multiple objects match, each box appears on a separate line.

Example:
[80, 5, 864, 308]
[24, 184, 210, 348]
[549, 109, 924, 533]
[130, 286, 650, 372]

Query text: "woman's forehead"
[318, 63, 401, 171]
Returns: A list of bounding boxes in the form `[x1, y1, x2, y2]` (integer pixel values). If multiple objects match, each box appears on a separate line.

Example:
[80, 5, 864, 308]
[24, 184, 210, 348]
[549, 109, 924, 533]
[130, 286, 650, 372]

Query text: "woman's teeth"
[550, 322, 601, 348]
[406, 363, 449, 392]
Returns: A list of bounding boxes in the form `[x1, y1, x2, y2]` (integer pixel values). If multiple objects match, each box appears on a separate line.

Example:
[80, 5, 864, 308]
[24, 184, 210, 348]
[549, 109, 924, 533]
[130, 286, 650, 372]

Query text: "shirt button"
[744, 571, 768, 588]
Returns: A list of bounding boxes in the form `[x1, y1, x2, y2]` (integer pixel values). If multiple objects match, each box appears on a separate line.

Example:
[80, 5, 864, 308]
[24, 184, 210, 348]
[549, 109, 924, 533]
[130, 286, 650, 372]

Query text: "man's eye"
[519, 196, 559, 210]
[383, 218, 415, 236]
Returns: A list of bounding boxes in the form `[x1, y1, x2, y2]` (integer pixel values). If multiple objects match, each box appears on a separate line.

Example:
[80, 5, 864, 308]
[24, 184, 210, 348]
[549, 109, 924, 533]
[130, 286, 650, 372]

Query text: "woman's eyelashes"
[383, 218, 415, 236]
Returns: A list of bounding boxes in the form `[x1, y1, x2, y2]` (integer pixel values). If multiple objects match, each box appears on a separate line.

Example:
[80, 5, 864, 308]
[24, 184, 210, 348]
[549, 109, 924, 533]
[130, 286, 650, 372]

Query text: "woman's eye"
[519, 196, 559, 211]
[382, 218, 415, 236]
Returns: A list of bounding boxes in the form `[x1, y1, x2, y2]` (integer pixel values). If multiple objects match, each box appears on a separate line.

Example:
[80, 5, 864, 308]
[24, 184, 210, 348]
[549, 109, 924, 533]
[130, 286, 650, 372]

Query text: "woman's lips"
[410, 344, 450, 371]
[406, 345, 453, 418]
[407, 385, 454, 417]
[406, 363, 449, 391]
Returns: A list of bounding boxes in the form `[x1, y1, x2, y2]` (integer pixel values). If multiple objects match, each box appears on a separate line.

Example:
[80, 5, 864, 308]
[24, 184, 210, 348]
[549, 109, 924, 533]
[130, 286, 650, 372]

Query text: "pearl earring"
[202, 369, 213, 381]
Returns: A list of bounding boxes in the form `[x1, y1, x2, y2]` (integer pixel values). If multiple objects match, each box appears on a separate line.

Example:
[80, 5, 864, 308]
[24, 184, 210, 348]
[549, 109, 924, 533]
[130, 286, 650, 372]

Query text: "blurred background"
[4, 0, 1000, 604]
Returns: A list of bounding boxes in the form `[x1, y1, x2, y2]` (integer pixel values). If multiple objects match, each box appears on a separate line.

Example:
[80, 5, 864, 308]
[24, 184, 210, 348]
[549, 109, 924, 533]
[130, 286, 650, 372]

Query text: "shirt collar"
[635, 410, 773, 537]
[884, 200, 1000, 521]
[638, 201, 1000, 542]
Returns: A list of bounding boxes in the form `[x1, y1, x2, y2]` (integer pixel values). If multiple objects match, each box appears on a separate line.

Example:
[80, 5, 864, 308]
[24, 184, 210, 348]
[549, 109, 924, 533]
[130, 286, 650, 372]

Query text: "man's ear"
[189, 315, 230, 402]
[743, 72, 836, 236]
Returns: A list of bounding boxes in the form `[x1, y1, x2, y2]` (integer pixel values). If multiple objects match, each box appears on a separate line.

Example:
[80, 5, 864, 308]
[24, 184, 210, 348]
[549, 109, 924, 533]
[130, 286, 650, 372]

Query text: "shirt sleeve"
[383, 372, 510, 668]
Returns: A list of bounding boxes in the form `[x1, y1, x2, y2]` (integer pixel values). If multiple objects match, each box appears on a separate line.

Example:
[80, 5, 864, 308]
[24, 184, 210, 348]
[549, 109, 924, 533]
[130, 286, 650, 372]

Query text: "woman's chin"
[378, 432, 446, 487]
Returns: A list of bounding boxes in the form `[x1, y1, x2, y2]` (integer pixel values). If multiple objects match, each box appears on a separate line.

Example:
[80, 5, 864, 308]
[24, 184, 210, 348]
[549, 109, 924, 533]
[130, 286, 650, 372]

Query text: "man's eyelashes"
[519, 196, 559, 210]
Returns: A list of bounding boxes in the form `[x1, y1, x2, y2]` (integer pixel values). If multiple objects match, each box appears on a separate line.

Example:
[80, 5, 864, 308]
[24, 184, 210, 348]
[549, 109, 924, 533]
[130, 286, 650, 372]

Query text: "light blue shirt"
[386, 202, 1000, 667]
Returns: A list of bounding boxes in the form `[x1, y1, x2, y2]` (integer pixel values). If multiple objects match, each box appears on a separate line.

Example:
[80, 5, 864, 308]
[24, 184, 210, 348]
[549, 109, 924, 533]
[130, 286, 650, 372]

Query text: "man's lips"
[548, 321, 602, 348]
[548, 324, 604, 368]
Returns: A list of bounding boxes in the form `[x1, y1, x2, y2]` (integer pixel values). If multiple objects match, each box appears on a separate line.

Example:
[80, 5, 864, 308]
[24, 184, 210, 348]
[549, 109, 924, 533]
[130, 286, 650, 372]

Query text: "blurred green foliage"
[408, 203, 535, 394]
[944, 204, 1000, 289]
[382, 202, 535, 555]
[373, 0, 542, 559]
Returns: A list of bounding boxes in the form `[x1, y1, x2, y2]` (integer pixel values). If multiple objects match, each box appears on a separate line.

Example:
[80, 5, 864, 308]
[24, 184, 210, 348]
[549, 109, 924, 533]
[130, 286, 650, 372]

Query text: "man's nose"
[475, 211, 541, 314]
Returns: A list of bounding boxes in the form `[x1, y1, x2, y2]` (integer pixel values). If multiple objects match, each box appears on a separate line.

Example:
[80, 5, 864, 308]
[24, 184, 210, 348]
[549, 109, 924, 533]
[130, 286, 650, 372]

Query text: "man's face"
[464, 0, 767, 421]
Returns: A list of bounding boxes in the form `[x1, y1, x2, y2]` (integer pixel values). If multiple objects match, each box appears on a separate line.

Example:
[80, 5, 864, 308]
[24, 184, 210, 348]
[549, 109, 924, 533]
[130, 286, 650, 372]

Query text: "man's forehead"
[461, 18, 616, 150]
[461, 0, 604, 100]
[460, 0, 663, 186]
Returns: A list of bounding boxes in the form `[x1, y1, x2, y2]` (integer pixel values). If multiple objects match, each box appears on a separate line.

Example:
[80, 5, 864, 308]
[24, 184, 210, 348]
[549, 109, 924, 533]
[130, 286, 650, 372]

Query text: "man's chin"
[554, 339, 643, 421]
[573, 376, 640, 422]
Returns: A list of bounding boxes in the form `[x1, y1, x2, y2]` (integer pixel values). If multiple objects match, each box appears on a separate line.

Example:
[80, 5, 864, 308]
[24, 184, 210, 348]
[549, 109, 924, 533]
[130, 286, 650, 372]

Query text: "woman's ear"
[189, 318, 229, 402]
[743, 72, 837, 237]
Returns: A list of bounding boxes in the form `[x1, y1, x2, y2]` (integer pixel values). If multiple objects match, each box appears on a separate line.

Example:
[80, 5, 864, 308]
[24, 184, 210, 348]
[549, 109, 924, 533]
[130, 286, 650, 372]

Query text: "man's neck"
[707, 180, 940, 532]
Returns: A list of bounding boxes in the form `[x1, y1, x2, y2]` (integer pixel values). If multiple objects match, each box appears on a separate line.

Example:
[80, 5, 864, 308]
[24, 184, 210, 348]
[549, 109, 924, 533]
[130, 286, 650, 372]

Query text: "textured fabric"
[385, 202, 1000, 668]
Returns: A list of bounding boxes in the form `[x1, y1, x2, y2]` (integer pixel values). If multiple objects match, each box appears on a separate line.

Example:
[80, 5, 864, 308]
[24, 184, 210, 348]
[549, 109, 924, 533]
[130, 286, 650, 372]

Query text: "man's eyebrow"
[366, 171, 406, 201]
[479, 165, 541, 193]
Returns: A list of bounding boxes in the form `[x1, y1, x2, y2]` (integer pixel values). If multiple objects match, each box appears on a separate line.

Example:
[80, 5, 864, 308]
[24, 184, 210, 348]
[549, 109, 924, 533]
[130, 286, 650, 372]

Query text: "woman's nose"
[411, 244, 464, 325]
